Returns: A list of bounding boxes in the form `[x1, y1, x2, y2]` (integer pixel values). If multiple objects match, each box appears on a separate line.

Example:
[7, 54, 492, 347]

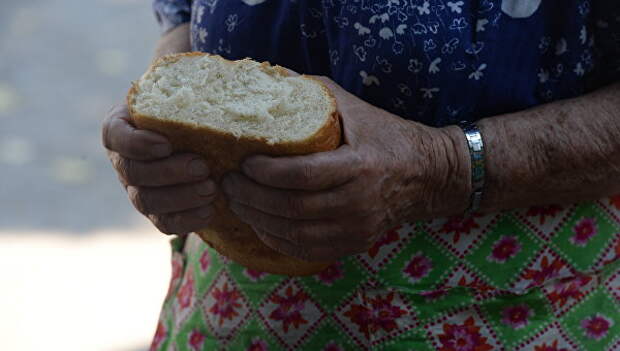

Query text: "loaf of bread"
[127, 52, 341, 276]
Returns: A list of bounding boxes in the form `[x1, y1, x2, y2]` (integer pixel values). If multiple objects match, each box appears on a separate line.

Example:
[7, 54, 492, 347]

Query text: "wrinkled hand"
[221, 77, 469, 262]
[102, 104, 217, 235]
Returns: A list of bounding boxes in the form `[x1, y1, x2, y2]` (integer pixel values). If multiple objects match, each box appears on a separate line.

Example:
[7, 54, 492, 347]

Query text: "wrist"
[431, 124, 473, 217]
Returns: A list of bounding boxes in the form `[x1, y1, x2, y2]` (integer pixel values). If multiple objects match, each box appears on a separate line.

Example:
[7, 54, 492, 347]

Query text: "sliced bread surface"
[127, 52, 341, 275]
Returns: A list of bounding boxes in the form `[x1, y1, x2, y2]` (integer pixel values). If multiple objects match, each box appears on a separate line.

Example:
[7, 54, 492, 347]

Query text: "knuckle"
[326, 191, 348, 213]
[288, 161, 314, 186]
[113, 156, 134, 183]
[128, 187, 150, 214]
[285, 195, 306, 218]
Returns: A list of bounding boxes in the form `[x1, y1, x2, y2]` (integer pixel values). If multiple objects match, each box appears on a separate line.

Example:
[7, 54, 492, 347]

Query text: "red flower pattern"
[367, 226, 400, 258]
[247, 337, 268, 351]
[403, 252, 433, 283]
[343, 292, 408, 340]
[534, 340, 568, 351]
[487, 236, 521, 263]
[570, 217, 598, 247]
[547, 275, 592, 307]
[526, 205, 563, 225]
[149, 321, 166, 351]
[581, 313, 613, 340]
[501, 304, 533, 329]
[176, 274, 194, 310]
[457, 276, 495, 293]
[420, 289, 449, 301]
[441, 216, 480, 244]
[199, 249, 210, 272]
[167, 256, 183, 298]
[188, 329, 205, 350]
[611, 195, 620, 211]
[209, 282, 243, 326]
[269, 286, 310, 333]
[244, 268, 267, 282]
[522, 256, 566, 289]
[438, 316, 493, 351]
[316, 261, 345, 286]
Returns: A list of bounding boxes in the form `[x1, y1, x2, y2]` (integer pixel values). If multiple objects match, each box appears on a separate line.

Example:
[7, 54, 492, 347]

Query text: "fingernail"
[198, 207, 212, 219]
[196, 181, 215, 197]
[189, 159, 209, 177]
[152, 143, 171, 157]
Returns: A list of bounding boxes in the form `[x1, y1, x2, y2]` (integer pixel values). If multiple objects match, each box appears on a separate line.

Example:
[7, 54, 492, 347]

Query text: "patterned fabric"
[149, 1, 620, 350]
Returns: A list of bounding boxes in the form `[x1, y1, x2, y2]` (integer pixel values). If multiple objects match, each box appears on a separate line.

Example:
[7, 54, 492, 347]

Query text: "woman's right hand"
[102, 104, 217, 235]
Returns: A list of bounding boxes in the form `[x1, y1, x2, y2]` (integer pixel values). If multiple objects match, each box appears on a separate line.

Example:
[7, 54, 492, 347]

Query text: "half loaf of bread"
[127, 52, 341, 276]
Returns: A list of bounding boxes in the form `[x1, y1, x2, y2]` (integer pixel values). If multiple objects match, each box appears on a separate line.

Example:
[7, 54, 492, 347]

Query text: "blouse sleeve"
[152, 0, 192, 34]
[592, 4, 620, 84]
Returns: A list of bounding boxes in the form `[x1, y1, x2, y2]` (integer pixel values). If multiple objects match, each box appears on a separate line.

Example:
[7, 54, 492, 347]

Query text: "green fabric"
[150, 199, 620, 351]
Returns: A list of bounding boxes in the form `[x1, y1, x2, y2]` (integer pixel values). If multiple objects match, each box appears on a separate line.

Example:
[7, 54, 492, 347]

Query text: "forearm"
[463, 82, 620, 213]
[153, 23, 191, 61]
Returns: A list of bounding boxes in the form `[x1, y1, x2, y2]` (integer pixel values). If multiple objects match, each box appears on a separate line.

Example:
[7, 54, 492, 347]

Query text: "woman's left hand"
[221, 76, 470, 262]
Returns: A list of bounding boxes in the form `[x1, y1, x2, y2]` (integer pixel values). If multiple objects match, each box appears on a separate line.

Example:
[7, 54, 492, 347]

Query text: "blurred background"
[0, 0, 174, 350]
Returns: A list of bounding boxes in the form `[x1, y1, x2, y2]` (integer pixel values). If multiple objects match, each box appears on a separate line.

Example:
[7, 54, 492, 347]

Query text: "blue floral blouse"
[153, 0, 620, 127]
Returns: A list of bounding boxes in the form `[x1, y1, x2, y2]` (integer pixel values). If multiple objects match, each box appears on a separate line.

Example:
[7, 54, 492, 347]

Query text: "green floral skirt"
[150, 197, 620, 350]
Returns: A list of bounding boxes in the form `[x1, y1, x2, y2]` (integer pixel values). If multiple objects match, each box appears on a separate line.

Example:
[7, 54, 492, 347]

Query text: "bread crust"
[127, 52, 342, 276]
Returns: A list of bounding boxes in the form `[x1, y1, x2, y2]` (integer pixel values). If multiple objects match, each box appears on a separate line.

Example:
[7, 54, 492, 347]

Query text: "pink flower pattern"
[501, 304, 534, 330]
[403, 252, 433, 283]
[570, 217, 598, 247]
[199, 249, 210, 272]
[487, 236, 521, 263]
[441, 215, 481, 244]
[188, 329, 206, 351]
[581, 314, 613, 340]
[316, 261, 344, 286]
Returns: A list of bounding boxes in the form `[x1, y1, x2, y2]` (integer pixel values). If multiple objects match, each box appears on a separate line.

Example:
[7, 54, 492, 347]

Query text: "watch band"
[459, 121, 485, 214]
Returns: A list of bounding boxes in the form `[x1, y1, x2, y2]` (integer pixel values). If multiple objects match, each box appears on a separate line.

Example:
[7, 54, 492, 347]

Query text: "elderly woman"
[103, 1, 620, 350]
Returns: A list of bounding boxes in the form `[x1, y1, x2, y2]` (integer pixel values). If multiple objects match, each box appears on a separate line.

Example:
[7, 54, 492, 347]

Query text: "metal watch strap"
[459, 121, 485, 214]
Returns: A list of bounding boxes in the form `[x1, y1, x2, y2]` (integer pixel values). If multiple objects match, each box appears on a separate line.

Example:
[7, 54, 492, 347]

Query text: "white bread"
[127, 53, 341, 276]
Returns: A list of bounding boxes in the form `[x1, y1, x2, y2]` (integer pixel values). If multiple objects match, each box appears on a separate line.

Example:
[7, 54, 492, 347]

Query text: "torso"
[150, 2, 620, 350]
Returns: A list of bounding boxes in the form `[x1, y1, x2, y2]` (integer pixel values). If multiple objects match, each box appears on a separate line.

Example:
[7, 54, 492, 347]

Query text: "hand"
[221, 77, 470, 262]
[102, 104, 218, 235]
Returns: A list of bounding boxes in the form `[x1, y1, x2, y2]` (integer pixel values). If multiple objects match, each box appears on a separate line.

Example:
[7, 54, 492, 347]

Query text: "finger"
[221, 172, 368, 219]
[111, 152, 210, 186]
[148, 205, 215, 235]
[127, 180, 217, 215]
[255, 229, 360, 262]
[102, 104, 172, 160]
[229, 201, 378, 249]
[240, 145, 360, 190]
